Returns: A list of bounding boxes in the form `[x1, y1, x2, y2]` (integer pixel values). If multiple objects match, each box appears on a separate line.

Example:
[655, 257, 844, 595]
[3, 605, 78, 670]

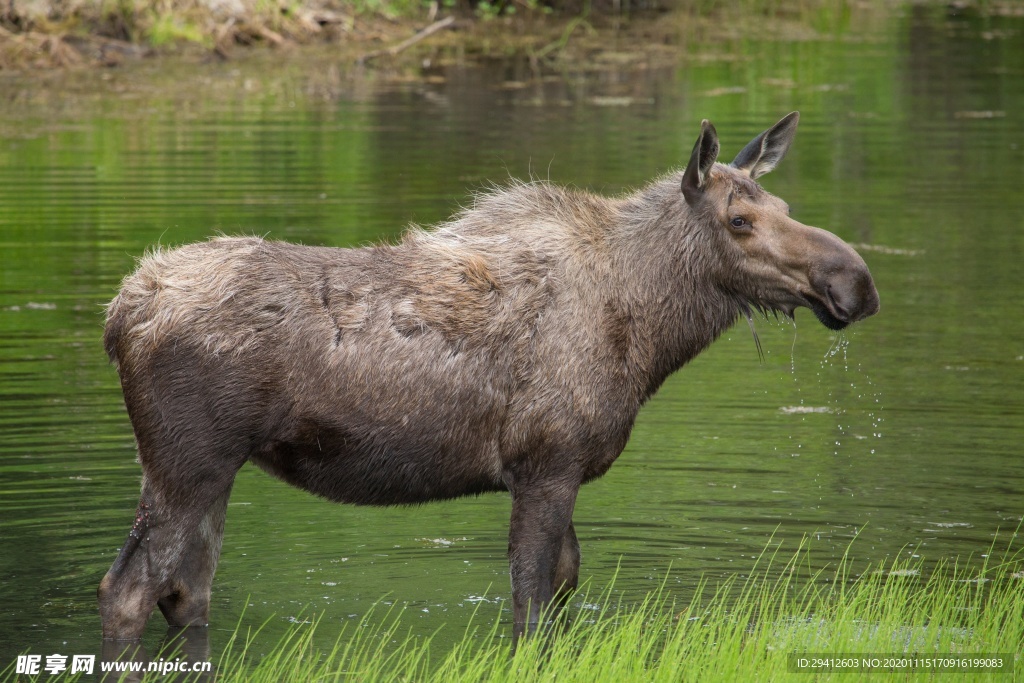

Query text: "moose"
[98, 112, 879, 641]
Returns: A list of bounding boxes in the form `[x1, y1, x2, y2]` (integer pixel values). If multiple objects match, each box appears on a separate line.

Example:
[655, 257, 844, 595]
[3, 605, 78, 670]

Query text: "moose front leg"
[507, 477, 579, 639]
[551, 522, 580, 609]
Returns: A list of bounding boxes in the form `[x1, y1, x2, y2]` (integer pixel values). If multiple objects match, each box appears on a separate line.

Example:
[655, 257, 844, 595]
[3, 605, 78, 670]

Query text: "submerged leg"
[99, 472, 238, 640]
[99, 336, 261, 639]
[98, 494, 160, 640]
[507, 477, 579, 639]
[156, 488, 233, 628]
[551, 522, 580, 610]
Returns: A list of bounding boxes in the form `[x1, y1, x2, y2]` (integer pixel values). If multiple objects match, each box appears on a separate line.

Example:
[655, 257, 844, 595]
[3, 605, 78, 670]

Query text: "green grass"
[145, 13, 209, 47]
[5, 537, 1022, 682]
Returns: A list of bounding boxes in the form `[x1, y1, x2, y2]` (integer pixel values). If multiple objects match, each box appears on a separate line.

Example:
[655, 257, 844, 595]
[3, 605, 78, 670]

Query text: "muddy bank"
[1, 0, 1019, 72]
[0, 0, 427, 69]
[0, 0, 863, 70]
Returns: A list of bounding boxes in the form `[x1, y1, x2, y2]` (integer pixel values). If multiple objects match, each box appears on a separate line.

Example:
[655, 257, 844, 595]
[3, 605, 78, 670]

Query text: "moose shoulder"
[98, 112, 879, 641]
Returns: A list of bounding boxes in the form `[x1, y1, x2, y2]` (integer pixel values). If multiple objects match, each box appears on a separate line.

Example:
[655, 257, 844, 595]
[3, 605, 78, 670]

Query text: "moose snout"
[810, 257, 880, 329]
[786, 223, 880, 330]
[826, 267, 880, 322]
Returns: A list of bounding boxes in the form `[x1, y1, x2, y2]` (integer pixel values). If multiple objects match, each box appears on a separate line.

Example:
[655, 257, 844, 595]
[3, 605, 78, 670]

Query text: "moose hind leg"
[156, 487, 233, 628]
[99, 468, 239, 640]
[98, 495, 160, 640]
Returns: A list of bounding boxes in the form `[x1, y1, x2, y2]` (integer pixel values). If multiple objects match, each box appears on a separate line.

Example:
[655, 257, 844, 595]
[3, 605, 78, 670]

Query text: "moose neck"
[607, 175, 743, 398]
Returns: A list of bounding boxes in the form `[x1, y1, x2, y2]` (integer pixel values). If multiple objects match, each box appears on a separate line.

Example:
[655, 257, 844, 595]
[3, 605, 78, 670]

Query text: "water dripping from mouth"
[823, 331, 850, 368]
[790, 319, 799, 375]
[813, 330, 885, 457]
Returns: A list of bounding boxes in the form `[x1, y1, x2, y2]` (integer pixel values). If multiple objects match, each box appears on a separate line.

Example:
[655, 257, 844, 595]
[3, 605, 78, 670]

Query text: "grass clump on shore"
[240, 547, 1022, 682]
[9, 539, 1020, 682]
[196, 540, 1024, 682]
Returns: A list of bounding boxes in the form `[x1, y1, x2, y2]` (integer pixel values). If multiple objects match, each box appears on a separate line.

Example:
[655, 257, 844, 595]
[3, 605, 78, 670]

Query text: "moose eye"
[729, 216, 749, 230]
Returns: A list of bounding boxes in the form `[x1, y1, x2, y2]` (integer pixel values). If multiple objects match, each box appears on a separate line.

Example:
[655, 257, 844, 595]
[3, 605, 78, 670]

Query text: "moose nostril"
[826, 285, 849, 320]
[827, 268, 880, 322]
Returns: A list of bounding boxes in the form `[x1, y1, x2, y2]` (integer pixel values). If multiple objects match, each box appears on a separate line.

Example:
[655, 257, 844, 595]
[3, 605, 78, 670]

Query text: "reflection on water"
[1, 4, 1023, 666]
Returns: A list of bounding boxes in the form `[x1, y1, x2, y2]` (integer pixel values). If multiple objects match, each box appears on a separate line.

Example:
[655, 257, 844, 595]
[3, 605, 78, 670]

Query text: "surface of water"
[1, 3, 1023, 666]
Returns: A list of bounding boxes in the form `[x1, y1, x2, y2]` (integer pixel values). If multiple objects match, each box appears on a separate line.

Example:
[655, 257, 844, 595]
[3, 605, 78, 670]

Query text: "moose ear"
[681, 119, 720, 205]
[730, 111, 800, 179]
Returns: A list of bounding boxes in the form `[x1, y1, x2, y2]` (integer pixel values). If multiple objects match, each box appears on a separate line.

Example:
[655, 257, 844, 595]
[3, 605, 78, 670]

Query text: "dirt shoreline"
[0, 2, 674, 71]
[4, 1, 1016, 74]
[0, 0, 908, 73]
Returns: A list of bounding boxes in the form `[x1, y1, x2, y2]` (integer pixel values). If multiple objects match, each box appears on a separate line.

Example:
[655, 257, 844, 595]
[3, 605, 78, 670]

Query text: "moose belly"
[251, 419, 506, 506]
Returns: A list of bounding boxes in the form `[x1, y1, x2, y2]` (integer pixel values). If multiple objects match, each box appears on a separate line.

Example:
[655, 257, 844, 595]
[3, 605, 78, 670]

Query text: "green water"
[1, 4, 1023, 667]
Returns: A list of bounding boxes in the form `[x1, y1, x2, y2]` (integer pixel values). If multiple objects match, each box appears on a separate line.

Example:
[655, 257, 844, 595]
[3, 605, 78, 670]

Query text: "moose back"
[98, 112, 879, 640]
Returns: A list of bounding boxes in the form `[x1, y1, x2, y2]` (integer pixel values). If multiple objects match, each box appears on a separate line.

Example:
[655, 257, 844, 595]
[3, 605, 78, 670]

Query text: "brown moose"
[98, 112, 879, 641]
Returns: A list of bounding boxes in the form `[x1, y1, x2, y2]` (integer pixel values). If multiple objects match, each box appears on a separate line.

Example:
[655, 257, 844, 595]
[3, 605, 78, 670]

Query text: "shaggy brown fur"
[98, 112, 879, 640]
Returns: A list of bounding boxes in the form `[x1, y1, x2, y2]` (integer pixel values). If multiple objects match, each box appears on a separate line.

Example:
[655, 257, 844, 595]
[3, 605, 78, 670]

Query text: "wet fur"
[103, 179, 743, 504]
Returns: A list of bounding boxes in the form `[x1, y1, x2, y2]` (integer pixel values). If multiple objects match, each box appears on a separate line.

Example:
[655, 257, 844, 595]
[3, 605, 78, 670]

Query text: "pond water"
[1, 3, 1023, 669]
